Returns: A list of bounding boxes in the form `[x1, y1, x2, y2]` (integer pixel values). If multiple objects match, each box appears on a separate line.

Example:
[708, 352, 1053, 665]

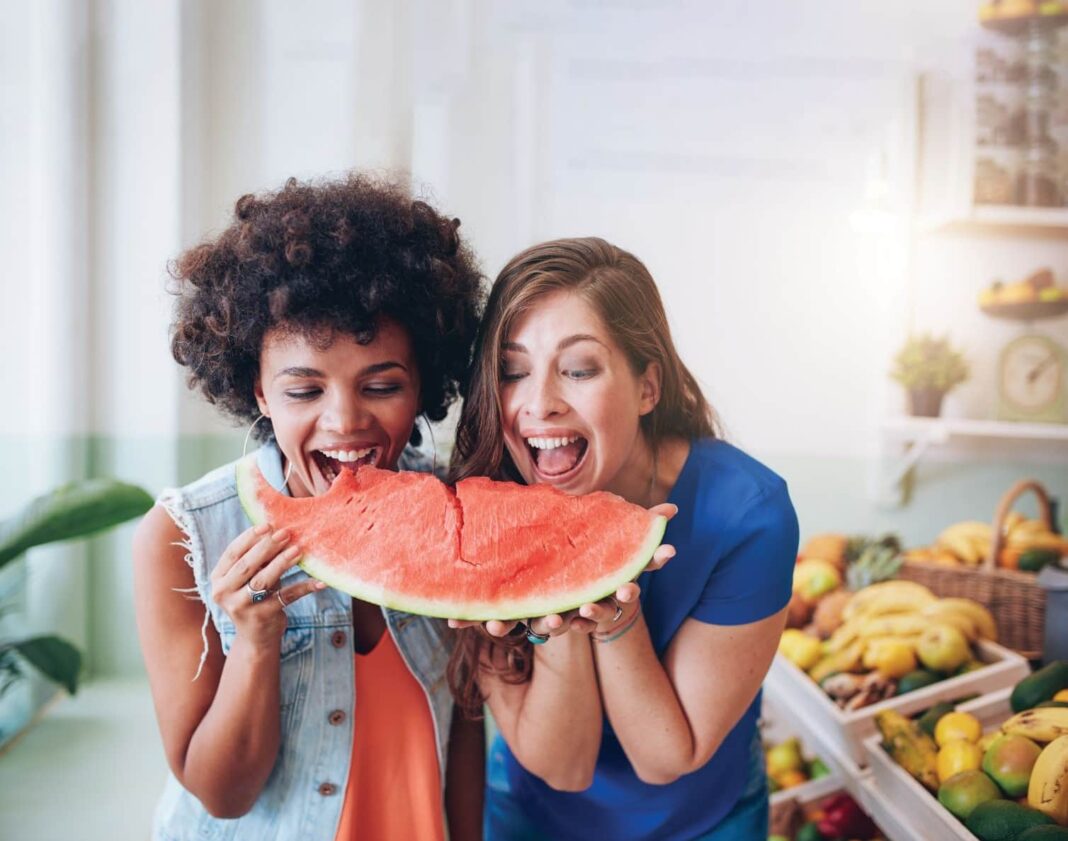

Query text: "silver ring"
[246, 581, 270, 604]
[609, 597, 624, 623]
[522, 620, 551, 645]
[276, 590, 288, 609]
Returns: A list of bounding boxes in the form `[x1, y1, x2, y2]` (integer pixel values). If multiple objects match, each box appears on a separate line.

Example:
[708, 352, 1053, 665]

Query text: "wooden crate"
[763, 640, 1030, 767]
[862, 687, 1014, 841]
[761, 693, 846, 806]
[770, 778, 919, 841]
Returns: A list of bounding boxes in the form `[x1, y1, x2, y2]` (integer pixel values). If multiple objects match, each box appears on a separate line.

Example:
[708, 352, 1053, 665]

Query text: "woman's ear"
[253, 378, 269, 417]
[638, 362, 662, 416]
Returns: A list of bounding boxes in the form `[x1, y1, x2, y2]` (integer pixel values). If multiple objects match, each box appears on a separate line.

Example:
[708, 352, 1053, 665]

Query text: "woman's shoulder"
[683, 438, 789, 504]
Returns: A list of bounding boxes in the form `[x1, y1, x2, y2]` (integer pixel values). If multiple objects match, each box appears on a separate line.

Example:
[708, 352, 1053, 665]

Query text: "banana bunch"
[936, 521, 993, 566]
[826, 582, 997, 654]
[1002, 706, 1068, 743]
[1028, 735, 1068, 825]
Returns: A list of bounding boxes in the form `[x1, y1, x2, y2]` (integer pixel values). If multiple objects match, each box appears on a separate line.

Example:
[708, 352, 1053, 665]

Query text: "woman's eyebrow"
[502, 334, 604, 354]
[273, 361, 407, 380]
[274, 366, 322, 380]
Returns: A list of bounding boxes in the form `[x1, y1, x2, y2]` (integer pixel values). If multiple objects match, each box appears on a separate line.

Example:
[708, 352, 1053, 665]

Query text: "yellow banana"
[937, 532, 983, 565]
[851, 596, 925, 622]
[875, 709, 940, 792]
[808, 640, 866, 684]
[858, 613, 928, 639]
[1002, 706, 1068, 744]
[1028, 734, 1068, 825]
[825, 617, 864, 653]
[919, 603, 979, 641]
[941, 521, 993, 543]
[933, 598, 998, 642]
[844, 581, 935, 620]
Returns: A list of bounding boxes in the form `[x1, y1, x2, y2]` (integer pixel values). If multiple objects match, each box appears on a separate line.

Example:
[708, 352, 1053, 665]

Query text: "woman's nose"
[522, 373, 567, 419]
[321, 391, 372, 433]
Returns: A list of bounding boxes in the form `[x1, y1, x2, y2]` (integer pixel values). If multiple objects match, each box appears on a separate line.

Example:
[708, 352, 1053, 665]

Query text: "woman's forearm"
[592, 614, 706, 785]
[180, 635, 284, 817]
[505, 633, 603, 790]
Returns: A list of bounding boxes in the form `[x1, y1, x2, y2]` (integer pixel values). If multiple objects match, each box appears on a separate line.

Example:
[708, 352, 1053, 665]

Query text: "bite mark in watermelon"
[236, 454, 666, 620]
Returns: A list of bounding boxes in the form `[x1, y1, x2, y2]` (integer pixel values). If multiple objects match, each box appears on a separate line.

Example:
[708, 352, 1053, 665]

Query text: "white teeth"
[525, 435, 579, 450]
[319, 448, 375, 462]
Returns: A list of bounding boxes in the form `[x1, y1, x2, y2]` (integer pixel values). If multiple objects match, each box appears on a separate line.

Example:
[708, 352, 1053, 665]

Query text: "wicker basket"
[898, 479, 1053, 660]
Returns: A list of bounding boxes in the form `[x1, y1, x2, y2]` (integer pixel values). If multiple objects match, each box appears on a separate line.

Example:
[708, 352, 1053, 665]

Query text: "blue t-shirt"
[486, 439, 800, 841]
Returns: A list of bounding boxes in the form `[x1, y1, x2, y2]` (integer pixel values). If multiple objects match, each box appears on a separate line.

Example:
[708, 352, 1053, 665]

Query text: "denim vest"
[152, 444, 455, 841]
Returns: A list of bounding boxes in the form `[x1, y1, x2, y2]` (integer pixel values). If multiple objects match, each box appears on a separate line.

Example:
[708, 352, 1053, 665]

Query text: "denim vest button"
[328, 710, 346, 725]
[331, 631, 347, 648]
[318, 782, 338, 796]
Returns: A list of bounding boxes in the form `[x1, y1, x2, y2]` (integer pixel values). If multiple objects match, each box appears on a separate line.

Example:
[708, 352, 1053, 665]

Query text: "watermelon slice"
[236, 454, 666, 620]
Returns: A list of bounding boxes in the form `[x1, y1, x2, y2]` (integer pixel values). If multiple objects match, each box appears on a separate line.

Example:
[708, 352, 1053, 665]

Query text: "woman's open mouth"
[312, 447, 380, 485]
[525, 435, 588, 480]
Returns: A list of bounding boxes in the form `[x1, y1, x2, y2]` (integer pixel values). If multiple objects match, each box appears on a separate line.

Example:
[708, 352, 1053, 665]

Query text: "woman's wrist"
[591, 605, 641, 643]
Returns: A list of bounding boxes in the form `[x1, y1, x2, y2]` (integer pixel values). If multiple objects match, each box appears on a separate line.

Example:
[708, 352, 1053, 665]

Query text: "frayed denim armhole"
[157, 488, 212, 682]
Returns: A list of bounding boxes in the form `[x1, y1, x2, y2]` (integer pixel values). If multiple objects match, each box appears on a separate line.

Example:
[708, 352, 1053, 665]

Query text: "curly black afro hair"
[169, 173, 484, 444]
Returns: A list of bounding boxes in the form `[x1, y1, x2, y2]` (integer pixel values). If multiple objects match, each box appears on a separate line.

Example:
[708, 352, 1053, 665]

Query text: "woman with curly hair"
[132, 174, 485, 841]
[447, 237, 799, 840]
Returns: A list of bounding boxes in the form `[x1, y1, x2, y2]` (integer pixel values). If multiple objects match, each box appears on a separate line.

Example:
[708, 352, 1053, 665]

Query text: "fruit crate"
[862, 687, 1014, 841]
[770, 779, 918, 841]
[764, 639, 1030, 767]
[762, 681, 870, 806]
[761, 693, 846, 806]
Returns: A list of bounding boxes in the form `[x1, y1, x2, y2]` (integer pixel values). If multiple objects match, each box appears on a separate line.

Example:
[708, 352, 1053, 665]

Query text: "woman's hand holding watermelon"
[447, 503, 677, 639]
[209, 522, 324, 647]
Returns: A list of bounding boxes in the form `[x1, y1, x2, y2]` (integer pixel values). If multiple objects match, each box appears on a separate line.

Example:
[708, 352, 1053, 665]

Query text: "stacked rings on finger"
[608, 596, 624, 623]
[276, 590, 288, 609]
[522, 621, 551, 645]
[246, 581, 270, 604]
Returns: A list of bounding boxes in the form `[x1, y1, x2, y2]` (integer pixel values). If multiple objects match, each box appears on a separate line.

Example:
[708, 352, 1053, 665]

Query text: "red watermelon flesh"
[236, 454, 666, 620]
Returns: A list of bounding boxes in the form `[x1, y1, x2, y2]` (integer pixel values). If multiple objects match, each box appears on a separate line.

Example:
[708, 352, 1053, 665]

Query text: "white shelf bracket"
[872, 424, 949, 508]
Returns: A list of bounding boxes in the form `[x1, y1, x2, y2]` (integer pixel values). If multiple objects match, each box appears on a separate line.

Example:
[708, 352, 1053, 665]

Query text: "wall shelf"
[918, 206, 1068, 238]
[874, 417, 1068, 507]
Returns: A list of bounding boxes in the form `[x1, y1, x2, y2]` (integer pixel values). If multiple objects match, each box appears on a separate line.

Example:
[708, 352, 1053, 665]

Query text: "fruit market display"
[769, 791, 884, 841]
[764, 735, 832, 793]
[874, 664, 1068, 838]
[903, 515, 1068, 572]
[778, 578, 999, 711]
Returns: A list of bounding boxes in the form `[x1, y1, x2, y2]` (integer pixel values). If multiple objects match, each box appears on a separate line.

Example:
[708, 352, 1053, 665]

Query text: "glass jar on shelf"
[1018, 136, 1062, 206]
[975, 145, 1022, 205]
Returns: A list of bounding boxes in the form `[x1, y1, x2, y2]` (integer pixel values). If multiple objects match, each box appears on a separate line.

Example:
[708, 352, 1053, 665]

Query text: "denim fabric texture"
[152, 443, 454, 841]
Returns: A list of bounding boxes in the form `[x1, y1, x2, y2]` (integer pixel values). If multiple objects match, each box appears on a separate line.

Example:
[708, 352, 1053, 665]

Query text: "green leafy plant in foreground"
[0, 479, 153, 697]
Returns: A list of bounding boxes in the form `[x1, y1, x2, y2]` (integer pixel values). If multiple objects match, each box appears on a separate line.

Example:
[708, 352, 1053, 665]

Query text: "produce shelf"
[862, 687, 1014, 841]
[764, 641, 1030, 767]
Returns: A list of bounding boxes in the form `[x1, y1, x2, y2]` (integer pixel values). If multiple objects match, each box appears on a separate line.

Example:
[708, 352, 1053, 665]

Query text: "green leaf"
[12, 635, 82, 695]
[0, 479, 154, 570]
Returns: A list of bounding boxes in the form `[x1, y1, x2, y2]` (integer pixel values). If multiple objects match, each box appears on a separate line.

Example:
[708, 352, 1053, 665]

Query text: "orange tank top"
[334, 631, 445, 841]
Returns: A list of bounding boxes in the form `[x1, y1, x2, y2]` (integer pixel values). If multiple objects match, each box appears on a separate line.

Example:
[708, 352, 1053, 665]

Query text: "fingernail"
[273, 529, 290, 543]
[284, 545, 300, 559]
[447, 620, 458, 628]
[255, 523, 270, 535]
[315, 581, 327, 589]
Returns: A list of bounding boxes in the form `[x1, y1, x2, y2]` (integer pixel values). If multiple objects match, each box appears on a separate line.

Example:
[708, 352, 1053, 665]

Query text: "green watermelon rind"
[236, 454, 667, 621]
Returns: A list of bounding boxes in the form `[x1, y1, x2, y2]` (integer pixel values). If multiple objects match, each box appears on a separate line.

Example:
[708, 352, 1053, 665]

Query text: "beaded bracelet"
[591, 609, 640, 644]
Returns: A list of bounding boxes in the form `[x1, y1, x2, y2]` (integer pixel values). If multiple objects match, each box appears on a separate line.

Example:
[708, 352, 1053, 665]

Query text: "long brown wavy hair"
[446, 236, 721, 717]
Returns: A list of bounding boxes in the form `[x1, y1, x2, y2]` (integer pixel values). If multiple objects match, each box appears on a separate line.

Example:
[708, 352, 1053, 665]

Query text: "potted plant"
[0, 478, 153, 701]
[889, 333, 970, 417]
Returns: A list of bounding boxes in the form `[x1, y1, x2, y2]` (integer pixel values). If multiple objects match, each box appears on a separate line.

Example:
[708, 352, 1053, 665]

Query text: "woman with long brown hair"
[448, 237, 799, 840]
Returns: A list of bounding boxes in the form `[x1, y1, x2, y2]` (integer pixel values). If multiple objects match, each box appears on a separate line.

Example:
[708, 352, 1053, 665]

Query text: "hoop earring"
[243, 414, 293, 487]
[422, 413, 438, 477]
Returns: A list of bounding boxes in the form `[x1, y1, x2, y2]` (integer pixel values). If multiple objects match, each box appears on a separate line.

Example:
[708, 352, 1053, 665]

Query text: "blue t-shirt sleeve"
[690, 482, 799, 626]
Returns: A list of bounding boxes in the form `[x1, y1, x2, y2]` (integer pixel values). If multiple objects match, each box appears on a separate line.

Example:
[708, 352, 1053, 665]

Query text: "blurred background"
[1, 0, 1066, 837]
